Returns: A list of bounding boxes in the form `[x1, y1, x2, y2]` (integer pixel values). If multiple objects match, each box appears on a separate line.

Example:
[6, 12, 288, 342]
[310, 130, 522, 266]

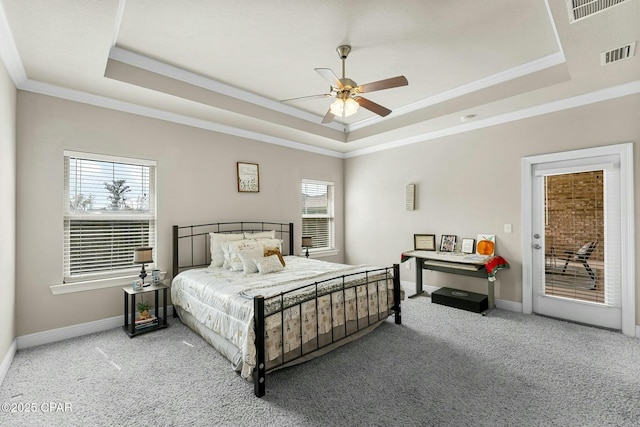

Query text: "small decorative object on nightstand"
[302, 236, 313, 258]
[133, 247, 153, 286]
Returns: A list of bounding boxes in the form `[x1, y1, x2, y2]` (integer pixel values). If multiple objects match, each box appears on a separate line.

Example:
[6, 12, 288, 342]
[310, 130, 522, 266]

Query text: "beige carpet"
[1, 295, 639, 426]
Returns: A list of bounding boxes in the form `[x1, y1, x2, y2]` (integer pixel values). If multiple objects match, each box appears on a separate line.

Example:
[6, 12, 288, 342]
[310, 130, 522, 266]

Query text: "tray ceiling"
[1, 0, 638, 156]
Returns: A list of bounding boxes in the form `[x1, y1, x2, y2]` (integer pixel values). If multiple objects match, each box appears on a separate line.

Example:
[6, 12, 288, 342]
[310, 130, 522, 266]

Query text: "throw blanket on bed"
[171, 256, 394, 379]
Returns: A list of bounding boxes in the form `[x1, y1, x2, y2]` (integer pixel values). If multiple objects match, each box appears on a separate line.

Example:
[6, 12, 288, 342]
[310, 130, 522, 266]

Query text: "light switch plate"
[504, 224, 512, 233]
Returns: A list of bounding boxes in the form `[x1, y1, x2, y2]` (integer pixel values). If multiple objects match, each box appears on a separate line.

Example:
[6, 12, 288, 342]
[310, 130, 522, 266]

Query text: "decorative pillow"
[255, 238, 283, 253]
[209, 233, 244, 268]
[238, 246, 264, 274]
[263, 247, 285, 267]
[255, 254, 285, 275]
[243, 230, 276, 239]
[223, 239, 260, 270]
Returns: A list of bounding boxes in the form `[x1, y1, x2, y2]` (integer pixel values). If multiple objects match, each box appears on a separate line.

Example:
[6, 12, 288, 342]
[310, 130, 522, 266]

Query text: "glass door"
[531, 157, 621, 330]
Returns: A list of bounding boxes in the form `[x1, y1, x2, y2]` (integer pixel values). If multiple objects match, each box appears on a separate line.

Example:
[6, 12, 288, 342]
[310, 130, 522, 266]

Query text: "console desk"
[401, 250, 509, 313]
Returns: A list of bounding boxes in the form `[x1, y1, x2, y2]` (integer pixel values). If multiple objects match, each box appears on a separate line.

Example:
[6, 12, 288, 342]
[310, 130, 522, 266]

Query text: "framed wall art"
[440, 235, 457, 252]
[414, 234, 436, 251]
[237, 162, 259, 192]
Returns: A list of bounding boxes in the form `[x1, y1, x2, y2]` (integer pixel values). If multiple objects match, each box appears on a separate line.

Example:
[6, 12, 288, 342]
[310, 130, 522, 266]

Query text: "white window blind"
[539, 162, 621, 307]
[63, 151, 156, 282]
[301, 179, 334, 251]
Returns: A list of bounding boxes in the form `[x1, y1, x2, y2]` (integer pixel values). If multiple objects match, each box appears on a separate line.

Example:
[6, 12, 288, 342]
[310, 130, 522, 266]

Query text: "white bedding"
[171, 256, 395, 378]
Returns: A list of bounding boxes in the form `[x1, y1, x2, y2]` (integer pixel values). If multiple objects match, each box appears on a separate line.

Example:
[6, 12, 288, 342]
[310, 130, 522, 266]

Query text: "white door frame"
[521, 143, 635, 337]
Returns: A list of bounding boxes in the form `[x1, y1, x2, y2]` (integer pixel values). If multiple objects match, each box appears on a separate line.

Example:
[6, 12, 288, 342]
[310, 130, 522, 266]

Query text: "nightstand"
[122, 282, 169, 337]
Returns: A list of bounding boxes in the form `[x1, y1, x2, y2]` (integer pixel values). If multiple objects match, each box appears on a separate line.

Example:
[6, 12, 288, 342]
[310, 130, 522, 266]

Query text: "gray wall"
[0, 58, 16, 359]
[15, 92, 344, 336]
[344, 94, 640, 322]
[10, 87, 640, 338]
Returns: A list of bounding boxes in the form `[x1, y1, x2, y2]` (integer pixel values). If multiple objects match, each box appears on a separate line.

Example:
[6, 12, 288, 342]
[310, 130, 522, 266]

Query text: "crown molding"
[344, 80, 640, 158]
[14, 75, 640, 161]
[109, 46, 346, 133]
[20, 78, 345, 158]
[346, 51, 567, 132]
[0, 0, 26, 86]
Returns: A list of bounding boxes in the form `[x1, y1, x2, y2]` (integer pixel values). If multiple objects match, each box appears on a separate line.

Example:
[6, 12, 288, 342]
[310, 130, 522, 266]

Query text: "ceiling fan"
[281, 45, 408, 124]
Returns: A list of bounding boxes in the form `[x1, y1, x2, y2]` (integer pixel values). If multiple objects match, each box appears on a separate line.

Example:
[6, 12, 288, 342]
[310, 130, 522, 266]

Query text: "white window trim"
[301, 248, 340, 258]
[301, 178, 335, 252]
[50, 270, 168, 295]
[56, 151, 157, 294]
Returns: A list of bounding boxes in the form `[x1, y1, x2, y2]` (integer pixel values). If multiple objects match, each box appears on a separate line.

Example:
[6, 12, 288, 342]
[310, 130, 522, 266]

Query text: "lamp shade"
[133, 247, 153, 264]
[302, 237, 313, 248]
[330, 98, 359, 118]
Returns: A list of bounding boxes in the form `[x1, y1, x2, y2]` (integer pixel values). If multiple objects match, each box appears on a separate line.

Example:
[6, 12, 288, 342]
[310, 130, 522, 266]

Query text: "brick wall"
[544, 171, 603, 262]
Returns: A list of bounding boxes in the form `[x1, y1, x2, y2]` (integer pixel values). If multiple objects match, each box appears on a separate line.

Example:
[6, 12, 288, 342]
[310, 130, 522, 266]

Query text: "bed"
[171, 221, 402, 397]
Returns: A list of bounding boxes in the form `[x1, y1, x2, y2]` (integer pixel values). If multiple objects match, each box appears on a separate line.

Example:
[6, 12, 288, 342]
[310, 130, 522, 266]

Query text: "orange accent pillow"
[263, 247, 285, 267]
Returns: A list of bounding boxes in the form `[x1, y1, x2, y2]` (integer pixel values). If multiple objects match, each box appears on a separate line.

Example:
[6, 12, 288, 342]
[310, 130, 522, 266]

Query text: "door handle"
[533, 244, 542, 249]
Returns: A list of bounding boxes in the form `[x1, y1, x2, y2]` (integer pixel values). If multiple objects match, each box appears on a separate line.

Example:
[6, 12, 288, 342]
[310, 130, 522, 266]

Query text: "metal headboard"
[172, 221, 294, 278]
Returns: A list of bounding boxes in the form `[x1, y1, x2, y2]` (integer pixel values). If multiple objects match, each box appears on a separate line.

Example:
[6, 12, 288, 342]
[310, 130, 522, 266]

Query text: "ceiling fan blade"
[354, 96, 392, 117]
[315, 68, 343, 89]
[321, 109, 335, 124]
[357, 76, 408, 93]
[280, 93, 331, 103]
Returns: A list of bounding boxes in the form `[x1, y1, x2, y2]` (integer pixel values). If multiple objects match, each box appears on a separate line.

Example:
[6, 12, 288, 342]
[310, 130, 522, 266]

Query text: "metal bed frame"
[172, 221, 402, 397]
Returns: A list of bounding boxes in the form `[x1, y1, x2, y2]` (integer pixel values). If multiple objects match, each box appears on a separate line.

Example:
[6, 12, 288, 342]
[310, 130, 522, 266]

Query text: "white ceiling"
[1, 0, 639, 157]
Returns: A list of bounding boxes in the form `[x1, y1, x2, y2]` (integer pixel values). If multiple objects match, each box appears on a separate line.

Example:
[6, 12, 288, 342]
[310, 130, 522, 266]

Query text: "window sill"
[299, 249, 340, 259]
[50, 272, 167, 295]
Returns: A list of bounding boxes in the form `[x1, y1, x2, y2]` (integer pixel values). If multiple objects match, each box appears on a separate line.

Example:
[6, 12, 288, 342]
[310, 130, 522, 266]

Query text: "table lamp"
[133, 247, 153, 286]
[302, 236, 313, 258]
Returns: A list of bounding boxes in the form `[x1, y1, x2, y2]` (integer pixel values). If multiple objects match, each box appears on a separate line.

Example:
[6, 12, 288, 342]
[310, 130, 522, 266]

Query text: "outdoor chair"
[559, 240, 598, 282]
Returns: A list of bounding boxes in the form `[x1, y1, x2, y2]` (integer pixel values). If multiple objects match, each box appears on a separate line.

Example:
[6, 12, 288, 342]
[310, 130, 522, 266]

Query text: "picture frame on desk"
[461, 238, 475, 254]
[414, 234, 436, 251]
[440, 235, 457, 252]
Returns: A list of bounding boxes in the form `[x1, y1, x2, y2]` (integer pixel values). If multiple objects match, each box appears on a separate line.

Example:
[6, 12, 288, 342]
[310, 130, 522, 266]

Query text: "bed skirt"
[175, 304, 390, 377]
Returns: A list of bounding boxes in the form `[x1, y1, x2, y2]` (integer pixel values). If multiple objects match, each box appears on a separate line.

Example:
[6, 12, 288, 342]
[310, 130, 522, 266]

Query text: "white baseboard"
[17, 315, 122, 349]
[17, 306, 174, 350]
[495, 298, 523, 312]
[0, 339, 17, 386]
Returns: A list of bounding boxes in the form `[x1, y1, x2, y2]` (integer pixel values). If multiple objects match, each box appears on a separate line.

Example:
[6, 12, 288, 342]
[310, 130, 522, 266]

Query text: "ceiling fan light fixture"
[330, 97, 359, 117]
[329, 99, 344, 116]
[344, 97, 359, 116]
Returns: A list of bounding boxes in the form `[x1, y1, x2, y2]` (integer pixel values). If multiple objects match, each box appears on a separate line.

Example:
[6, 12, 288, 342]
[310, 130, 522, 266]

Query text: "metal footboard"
[253, 263, 401, 397]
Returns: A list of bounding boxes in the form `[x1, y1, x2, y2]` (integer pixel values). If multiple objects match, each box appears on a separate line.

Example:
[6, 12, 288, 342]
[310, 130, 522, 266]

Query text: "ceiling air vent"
[601, 41, 637, 66]
[567, 0, 629, 22]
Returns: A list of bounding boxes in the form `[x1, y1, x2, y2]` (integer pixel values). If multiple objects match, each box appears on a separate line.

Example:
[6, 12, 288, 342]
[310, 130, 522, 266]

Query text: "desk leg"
[482, 280, 496, 316]
[408, 259, 429, 298]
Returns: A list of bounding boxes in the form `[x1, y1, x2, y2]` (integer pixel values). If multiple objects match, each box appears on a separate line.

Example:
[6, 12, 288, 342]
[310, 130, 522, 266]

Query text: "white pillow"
[238, 246, 264, 274]
[209, 233, 244, 268]
[243, 230, 276, 239]
[256, 254, 285, 274]
[223, 239, 260, 270]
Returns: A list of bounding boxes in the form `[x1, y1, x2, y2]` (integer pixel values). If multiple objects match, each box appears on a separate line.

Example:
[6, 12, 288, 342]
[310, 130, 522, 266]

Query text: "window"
[301, 179, 334, 252]
[63, 151, 156, 283]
